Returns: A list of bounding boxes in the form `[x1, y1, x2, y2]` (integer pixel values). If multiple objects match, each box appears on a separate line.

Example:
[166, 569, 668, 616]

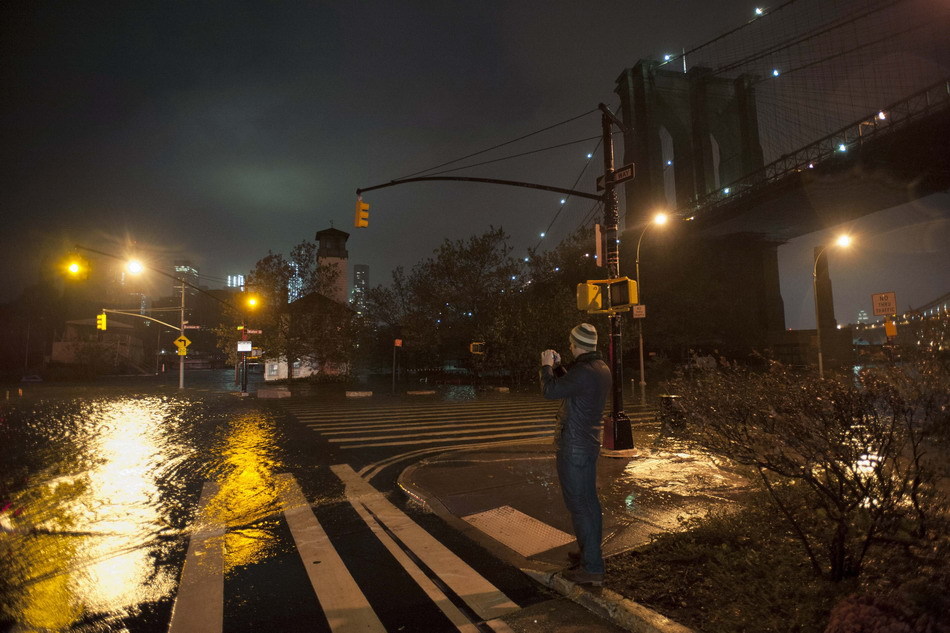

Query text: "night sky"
[2, 2, 947, 329]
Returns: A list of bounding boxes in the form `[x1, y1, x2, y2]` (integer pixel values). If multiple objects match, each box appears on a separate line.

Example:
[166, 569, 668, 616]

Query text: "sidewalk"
[399, 438, 752, 632]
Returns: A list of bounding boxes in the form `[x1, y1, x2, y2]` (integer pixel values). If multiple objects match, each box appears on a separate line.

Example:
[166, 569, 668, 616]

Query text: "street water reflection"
[0, 390, 288, 631]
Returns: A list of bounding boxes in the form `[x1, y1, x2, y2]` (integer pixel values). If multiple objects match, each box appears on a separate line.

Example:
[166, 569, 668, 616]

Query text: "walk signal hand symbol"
[354, 198, 370, 228]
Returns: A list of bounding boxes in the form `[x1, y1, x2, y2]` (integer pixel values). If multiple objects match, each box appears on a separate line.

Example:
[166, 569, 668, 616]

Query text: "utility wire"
[399, 109, 599, 179]
[423, 135, 604, 177]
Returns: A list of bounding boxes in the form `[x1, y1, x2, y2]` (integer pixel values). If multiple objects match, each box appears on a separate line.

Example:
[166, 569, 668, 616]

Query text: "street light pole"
[599, 103, 634, 450]
[633, 213, 668, 405]
[812, 235, 852, 379]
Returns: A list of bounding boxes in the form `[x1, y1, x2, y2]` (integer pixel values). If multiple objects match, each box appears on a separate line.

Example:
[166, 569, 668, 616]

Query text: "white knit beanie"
[570, 323, 598, 350]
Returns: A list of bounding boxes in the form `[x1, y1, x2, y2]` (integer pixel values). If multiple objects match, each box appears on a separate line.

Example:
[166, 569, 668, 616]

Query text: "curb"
[521, 569, 696, 633]
[399, 460, 696, 633]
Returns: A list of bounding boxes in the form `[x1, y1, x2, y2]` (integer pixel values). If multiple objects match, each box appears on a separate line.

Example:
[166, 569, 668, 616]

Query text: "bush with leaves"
[666, 355, 949, 582]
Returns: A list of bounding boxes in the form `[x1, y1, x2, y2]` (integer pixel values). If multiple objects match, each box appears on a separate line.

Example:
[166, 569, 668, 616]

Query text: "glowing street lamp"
[813, 234, 853, 378]
[634, 212, 670, 405]
[127, 259, 145, 275]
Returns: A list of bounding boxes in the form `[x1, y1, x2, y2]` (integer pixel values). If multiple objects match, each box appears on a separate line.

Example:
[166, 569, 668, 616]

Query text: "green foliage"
[363, 226, 605, 382]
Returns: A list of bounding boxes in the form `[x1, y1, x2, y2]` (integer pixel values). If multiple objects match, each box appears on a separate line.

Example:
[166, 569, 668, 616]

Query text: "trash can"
[658, 394, 685, 432]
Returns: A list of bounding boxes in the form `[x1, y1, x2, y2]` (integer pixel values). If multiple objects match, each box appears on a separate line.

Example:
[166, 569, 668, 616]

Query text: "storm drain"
[462, 505, 573, 557]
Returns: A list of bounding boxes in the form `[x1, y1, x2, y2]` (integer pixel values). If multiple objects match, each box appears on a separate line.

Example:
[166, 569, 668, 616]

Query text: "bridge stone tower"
[615, 60, 764, 216]
[614, 60, 785, 356]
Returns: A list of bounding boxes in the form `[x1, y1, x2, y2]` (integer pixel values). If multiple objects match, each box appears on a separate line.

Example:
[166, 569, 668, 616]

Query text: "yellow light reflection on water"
[205, 412, 285, 573]
[3, 397, 181, 629]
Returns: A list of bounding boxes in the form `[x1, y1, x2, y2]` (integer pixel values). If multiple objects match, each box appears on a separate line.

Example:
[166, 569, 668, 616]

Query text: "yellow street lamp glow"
[835, 235, 852, 248]
[653, 212, 669, 226]
[245, 295, 260, 309]
[67, 261, 82, 275]
[127, 259, 145, 275]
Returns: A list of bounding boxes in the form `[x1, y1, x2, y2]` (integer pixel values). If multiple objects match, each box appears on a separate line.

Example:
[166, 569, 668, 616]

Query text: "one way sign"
[596, 163, 636, 191]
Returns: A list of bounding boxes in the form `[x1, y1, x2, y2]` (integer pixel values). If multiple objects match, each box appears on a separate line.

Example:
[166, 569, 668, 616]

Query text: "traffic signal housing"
[96, 313, 107, 330]
[576, 277, 638, 314]
[469, 341, 486, 355]
[354, 197, 370, 228]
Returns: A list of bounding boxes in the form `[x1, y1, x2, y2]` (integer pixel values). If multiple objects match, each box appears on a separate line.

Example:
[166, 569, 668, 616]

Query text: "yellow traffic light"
[354, 197, 370, 228]
[96, 313, 107, 330]
[64, 254, 89, 279]
[576, 277, 638, 314]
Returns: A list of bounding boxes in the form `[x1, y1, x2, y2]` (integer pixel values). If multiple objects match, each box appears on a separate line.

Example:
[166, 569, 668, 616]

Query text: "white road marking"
[328, 423, 553, 443]
[339, 429, 553, 449]
[167, 481, 224, 633]
[332, 464, 519, 621]
[277, 474, 386, 633]
[358, 436, 544, 481]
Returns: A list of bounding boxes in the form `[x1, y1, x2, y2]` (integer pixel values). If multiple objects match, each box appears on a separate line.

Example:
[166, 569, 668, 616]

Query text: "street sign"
[596, 163, 636, 191]
[177, 348, 187, 356]
[871, 292, 897, 316]
[246, 329, 262, 334]
[237, 341, 252, 352]
[183, 325, 201, 330]
[633, 304, 646, 319]
[174, 335, 191, 349]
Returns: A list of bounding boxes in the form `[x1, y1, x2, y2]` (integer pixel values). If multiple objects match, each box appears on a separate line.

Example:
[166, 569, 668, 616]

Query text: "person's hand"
[541, 349, 557, 367]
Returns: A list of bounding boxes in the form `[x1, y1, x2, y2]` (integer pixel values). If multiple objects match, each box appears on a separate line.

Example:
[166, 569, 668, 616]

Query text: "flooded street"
[1, 381, 293, 632]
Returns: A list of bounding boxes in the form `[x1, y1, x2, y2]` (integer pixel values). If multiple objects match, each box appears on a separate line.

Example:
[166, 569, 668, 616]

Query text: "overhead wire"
[399, 108, 600, 179]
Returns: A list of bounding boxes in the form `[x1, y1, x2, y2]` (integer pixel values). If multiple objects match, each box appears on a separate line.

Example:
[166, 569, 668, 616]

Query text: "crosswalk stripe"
[347, 489, 484, 632]
[299, 410, 558, 427]
[339, 429, 553, 450]
[276, 474, 387, 632]
[167, 481, 224, 633]
[332, 464, 520, 622]
[358, 436, 543, 482]
[315, 417, 554, 434]
[328, 423, 553, 443]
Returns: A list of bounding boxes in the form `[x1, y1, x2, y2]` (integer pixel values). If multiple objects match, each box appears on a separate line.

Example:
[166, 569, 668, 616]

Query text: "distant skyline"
[2, 1, 946, 331]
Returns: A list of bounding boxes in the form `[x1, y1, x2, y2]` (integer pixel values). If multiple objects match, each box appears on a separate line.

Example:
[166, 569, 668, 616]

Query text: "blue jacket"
[539, 351, 612, 450]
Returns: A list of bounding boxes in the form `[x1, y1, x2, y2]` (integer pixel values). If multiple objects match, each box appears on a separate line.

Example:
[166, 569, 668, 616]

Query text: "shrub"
[666, 355, 949, 582]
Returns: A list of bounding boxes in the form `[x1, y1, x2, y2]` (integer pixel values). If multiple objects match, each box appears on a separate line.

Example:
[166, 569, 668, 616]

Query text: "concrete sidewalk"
[399, 439, 752, 632]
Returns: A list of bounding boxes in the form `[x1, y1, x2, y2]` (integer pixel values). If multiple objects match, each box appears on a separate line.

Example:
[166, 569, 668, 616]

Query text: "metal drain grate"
[462, 505, 573, 557]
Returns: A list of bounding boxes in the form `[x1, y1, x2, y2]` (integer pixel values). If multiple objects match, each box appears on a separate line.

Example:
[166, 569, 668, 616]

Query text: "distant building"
[227, 274, 245, 291]
[315, 227, 349, 304]
[288, 261, 304, 303]
[174, 260, 200, 295]
[351, 264, 369, 315]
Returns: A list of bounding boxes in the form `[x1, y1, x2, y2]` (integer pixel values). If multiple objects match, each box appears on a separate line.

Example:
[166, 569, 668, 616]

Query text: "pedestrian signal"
[354, 197, 370, 228]
[96, 313, 107, 330]
[469, 342, 485, 355]
[576, 277, 638, 314]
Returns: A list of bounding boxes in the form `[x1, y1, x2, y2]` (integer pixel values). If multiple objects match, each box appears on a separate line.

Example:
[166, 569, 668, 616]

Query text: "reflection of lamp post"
[241, 294, 260, 395]
[813, 234, 851, 379]
[634, 212, 668, 405]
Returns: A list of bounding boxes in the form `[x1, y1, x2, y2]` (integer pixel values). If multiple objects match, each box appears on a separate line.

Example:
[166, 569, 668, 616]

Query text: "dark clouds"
[1, 1, 946, 328]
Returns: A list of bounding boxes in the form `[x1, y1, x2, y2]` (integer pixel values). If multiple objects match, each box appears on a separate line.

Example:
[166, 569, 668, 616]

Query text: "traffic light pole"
[599, 103, 634, 450]
[178, 281, 185, 390]
[355, 104, 635, 450]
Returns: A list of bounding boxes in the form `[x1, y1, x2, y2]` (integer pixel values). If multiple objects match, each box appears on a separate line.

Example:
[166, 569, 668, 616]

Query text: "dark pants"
[556, 444, 604, 574]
